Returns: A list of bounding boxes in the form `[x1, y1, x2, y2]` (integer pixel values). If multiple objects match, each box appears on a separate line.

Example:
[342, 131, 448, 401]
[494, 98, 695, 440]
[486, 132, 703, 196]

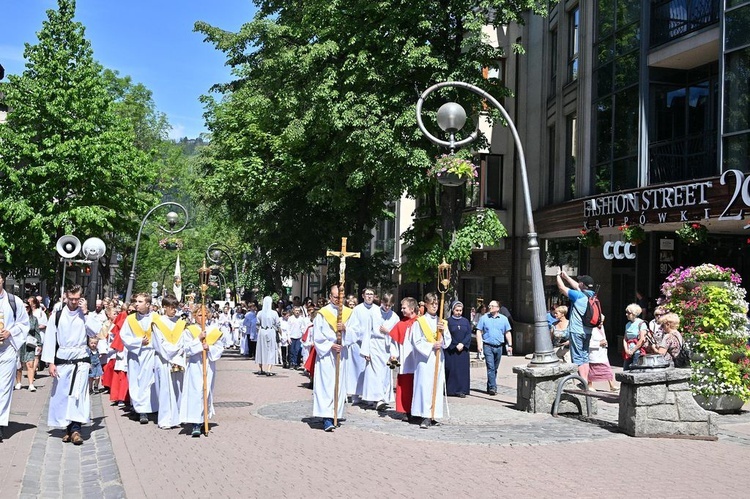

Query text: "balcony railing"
[650, 0, 719, 47]
[648, 133, 717, 184]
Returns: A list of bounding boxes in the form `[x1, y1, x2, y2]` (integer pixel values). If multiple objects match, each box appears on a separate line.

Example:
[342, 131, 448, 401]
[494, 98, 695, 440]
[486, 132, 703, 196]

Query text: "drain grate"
[214, 401, 253, 408]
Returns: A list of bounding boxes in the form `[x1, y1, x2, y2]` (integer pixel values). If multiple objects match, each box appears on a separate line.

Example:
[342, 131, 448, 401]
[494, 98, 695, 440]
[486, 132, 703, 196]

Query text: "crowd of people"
[1, 268, 693, 442]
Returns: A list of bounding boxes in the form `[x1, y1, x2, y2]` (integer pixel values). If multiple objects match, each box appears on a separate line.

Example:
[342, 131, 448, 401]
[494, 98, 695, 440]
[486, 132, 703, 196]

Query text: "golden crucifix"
[325, 237, 360, 426]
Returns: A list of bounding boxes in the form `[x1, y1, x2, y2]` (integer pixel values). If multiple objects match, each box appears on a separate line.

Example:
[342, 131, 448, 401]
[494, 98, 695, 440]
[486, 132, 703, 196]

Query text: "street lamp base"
[527, 350, 560, 367]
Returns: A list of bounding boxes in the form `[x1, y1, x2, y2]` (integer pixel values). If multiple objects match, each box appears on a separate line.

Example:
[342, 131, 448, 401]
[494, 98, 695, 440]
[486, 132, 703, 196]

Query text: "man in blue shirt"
[475, 301, 512, 395]
[556, 271, 594, 380]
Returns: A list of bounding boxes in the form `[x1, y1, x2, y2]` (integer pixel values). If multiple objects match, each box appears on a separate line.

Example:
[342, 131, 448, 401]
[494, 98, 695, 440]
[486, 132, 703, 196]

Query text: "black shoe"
[191, 424, 201, 437]
[0, 426, 4, 442]
[458, 393, 467, 398]
[139, 414, 149, 424]
[488, 389, 497, 396]
[419, 418, 431, 429]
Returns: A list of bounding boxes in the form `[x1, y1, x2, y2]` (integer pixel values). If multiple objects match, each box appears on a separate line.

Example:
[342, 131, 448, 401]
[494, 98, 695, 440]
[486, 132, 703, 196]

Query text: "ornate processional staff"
[198, 260, 211, 436]
[431, 259, 451, 420]
[325, 237, 360, 427]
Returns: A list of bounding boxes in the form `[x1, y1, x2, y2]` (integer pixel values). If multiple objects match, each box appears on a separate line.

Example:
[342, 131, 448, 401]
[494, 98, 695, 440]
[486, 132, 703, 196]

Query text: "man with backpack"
[556, 272, 598, 380]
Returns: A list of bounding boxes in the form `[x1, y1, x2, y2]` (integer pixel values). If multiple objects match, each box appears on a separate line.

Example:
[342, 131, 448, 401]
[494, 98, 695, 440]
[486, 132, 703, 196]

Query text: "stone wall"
[616, 368, 717, 437]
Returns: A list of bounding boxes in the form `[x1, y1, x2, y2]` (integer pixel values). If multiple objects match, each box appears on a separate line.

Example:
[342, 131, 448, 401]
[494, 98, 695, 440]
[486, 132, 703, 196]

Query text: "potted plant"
[428, 153, 479, 186]
[578, 228, 602, 248]
[660, 264, 750, 412]
[675, 222, 709, 245]
[619, 223, 646, 245]
[159, 237, 183, 251]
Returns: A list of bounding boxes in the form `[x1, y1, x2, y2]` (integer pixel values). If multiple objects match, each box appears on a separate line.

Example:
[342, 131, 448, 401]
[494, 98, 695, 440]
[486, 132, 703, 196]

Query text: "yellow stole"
[186, 324, 223, 346]
[317, 306, 353, 333]
[152, 316, 186, 345]
[416, 315, 446, 343]
[127, 313, 152, 341]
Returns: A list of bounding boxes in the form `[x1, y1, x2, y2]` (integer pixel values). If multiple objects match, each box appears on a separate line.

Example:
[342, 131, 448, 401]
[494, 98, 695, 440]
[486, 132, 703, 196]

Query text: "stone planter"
[694, 394, 745, 414]
[436, 172, 467, 187]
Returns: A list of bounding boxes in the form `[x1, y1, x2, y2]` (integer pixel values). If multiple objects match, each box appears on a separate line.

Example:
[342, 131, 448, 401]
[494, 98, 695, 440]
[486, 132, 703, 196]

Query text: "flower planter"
[436, 172, 467, 187]
[164, 243, 179, 250]
[694, 393, 745, 414]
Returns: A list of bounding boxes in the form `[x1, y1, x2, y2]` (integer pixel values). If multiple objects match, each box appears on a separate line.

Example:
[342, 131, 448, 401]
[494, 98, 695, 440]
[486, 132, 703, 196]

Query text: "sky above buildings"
[0, 0, 256, 139]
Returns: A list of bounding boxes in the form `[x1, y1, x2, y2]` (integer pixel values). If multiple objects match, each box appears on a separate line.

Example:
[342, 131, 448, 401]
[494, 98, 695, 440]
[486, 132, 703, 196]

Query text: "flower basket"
[675, 222, 708, 245]
[578, 228, 602, 247]
[428, 154, 478, 186]
[618, 224, 646, 245]
[660, 264, 750, 406]
[159, 238, 183, 251]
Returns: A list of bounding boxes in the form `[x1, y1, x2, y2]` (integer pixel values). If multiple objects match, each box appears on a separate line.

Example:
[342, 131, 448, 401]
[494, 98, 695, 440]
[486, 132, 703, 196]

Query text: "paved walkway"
[3, 352, 750, 498]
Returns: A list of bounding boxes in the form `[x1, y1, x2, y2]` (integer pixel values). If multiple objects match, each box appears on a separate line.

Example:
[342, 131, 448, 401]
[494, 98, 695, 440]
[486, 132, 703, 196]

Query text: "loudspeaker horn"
[82, 237, 106, 260]
[56, 235, 81, 259]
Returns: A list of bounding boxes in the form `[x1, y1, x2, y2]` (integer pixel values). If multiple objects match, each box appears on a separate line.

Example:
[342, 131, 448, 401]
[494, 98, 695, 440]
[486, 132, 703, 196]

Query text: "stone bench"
[513, 363, 597, 415]
[616, 367, 717, 438]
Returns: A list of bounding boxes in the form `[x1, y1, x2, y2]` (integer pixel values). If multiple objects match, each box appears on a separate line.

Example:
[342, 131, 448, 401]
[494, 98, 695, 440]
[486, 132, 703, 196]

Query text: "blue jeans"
[288, 338, 302, 367]
[483, 344, 504, 391]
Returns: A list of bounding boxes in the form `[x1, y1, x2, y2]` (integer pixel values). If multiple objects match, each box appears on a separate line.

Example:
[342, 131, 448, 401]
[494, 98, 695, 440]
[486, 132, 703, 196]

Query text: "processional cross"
[325, 237, 360, 426]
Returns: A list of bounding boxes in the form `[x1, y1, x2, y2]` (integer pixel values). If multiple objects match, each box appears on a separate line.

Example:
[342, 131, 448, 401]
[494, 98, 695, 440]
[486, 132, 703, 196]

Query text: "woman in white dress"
[255, 296, 280, 376]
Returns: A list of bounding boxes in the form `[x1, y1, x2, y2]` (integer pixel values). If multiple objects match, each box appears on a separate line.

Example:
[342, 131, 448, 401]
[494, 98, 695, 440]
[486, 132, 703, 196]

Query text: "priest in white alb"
[360, 292, 399, 411]
[150, 294, 186, 429]
[344, 288, 376, 404]
[0, 271, 30, 443]
[312, 284, 352, 432]
[410, 292, 451, 429]
[179, 305, 224, 437]
[119, 292, 158, 424]
[41, 284, 94, 445]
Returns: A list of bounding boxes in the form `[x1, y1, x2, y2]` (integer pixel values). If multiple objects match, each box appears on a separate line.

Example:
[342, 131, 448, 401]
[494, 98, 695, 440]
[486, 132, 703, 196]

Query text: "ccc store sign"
[603, 241, 636, 260]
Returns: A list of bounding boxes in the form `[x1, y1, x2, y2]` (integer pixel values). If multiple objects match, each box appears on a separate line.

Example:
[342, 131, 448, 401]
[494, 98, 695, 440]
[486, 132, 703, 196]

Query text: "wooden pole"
[201, 300, 209, 436]
[430, 291, 445, 420]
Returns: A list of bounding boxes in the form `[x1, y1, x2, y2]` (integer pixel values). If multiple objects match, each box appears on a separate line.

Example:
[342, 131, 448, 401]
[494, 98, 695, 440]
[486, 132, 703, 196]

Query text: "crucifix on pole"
[325, 237, 360, 426]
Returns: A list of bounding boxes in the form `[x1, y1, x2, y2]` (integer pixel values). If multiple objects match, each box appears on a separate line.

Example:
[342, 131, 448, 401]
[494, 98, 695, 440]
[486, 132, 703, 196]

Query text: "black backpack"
[673, 335, 691, 368]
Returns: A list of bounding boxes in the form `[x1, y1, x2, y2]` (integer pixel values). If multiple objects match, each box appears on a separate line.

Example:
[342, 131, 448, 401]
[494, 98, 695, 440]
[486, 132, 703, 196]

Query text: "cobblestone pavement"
[3, 352, 750, 498]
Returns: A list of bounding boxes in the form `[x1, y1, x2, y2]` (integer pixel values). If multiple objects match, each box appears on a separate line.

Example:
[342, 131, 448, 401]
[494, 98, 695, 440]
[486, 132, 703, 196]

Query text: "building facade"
[462, 0, 750, 359]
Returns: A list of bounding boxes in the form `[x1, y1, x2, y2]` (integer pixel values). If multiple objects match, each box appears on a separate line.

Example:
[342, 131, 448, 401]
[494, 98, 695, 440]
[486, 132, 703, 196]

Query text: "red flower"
[691, 223, 701, 229]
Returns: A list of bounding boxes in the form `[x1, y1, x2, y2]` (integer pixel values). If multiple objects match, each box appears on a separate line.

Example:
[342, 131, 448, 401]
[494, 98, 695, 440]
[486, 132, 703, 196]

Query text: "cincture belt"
[54, 357, 91, 396]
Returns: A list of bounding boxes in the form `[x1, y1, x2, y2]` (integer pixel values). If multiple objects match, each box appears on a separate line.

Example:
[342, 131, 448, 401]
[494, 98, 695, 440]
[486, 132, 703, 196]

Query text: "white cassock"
[151, 315, 187, 429]
[344, 303, 374, 397]
[120, 312, 158, 414]
[312, 304, 351, 419]
[410, 314, 451, 419]
[0, 293, 30, 426]
[179, 326, 224, 424]
[360, 306, 399, 404]
[41, 307, 94, 427]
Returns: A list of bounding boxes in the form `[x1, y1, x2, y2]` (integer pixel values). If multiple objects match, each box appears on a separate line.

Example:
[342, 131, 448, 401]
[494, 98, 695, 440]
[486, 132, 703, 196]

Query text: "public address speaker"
[56, 235, 81, 259]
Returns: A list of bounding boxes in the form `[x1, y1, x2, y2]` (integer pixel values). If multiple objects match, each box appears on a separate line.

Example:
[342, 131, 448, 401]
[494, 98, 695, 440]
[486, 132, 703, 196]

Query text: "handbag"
[25, 335, 38, 347]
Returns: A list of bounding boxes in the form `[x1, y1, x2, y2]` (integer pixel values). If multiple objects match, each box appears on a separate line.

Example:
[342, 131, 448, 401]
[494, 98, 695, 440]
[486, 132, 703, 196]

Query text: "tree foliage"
[0, 0, 159, 287]
[194, 0, 545, 288]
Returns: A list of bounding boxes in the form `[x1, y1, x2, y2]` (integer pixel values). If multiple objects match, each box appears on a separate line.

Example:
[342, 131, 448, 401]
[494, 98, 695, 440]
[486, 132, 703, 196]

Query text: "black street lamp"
[417, 81, 557, 366]
[125, 202, 188, 302]
[206, 242, 240, 303]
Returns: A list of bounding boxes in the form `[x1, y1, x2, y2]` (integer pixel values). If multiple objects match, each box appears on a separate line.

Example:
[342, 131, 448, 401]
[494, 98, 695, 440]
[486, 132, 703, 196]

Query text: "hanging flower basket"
[675, 222, 708, 245]
[619, 223, 646, 245]
[159, 238, 183, 251]
[428, 154, 478, 186]
[578, 228, 602, 247]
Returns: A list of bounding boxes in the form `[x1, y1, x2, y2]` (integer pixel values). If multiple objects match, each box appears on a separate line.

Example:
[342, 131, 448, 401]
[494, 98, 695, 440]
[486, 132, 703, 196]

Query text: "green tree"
[194, 0, 545, 289]
[0, 0, 158, 290]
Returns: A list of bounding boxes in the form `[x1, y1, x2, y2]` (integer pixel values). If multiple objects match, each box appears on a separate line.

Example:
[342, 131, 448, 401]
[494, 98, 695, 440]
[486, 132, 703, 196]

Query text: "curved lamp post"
[206, 242, 240, 303]
[125, 202, 189, 303]
[416, 81, 557, 367]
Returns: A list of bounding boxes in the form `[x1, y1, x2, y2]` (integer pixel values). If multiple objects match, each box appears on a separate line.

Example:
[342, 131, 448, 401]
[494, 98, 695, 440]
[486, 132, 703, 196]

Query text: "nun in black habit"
[444, 300, 472, 397]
